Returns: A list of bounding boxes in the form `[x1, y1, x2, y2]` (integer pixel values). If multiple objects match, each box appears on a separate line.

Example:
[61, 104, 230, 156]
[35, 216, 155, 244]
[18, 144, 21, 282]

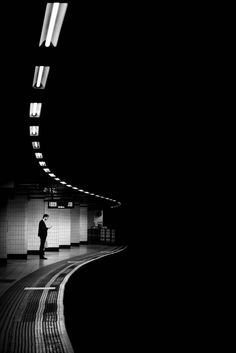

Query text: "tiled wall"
[26, 199, 44, 251]
[46, 208, 71, 246]
[0, 201, 7, 260]
[58, 209, 71, 246]
[79, 207, 88, 242]
[1, 197, 89, 255]
[70, 206, 80, 244]
[43, 207, 60, 249]
[7, 196, 27, 255]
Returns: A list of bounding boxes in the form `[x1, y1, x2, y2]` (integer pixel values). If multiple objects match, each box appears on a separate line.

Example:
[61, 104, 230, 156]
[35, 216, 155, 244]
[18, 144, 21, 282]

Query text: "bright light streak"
[45, 3, 60, 47]
[36, 66, 44, 87]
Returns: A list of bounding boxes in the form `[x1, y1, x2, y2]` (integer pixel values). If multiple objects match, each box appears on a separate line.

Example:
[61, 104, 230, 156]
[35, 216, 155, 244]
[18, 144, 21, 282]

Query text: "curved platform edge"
[57, 246, 127, 353]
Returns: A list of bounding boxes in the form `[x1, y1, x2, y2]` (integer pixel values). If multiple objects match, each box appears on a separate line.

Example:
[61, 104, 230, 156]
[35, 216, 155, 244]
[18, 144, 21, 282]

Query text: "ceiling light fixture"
[33, 66, 50, 89]
[32, 141, 40, 149]
[30, 103, 42, 117]
[35, 152, 43, 159]
[39, 3, 68, 47]
[29, 126, 39, 136]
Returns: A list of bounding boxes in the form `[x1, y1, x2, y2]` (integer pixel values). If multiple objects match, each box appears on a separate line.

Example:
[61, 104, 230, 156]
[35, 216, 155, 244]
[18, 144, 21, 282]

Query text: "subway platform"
[0, 244, 127, 353]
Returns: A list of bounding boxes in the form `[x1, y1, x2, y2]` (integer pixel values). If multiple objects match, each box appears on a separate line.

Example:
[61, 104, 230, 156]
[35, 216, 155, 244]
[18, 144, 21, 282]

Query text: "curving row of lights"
[28, 3, 121, 209]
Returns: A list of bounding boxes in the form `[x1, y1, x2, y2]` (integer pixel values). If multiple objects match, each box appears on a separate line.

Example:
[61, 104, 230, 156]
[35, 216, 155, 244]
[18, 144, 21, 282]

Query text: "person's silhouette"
[38, 214, 52, 259]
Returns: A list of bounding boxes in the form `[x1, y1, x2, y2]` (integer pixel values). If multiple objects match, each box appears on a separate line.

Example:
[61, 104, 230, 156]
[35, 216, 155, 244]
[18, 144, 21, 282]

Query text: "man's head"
[43, 214, 49, 221]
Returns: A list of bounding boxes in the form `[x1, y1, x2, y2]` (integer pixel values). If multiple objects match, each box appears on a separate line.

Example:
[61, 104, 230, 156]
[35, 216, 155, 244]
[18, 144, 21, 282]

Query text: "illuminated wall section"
[6, 196, 28, 258]
[57, 208, 71, 247]
[0, 199, 8, 263]
[79, 207, 88, 242]
[26, 199, 45, 252]
[43, 206, 59, 250]
[70, 206, 80, 245]
[44, 205, 71, 248]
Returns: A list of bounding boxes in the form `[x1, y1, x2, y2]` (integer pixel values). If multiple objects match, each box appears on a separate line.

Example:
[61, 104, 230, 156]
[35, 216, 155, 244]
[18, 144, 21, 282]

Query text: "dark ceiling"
[0, 1, 134, 206]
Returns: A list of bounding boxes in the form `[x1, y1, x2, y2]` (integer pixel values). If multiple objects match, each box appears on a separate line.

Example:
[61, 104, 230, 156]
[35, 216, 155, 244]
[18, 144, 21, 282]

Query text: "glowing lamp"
[29, 103, 42, 117]
[29, 126, 39, 136]
[39, 3, 68, 47]
[35, 153, 43, 159]
[33, 66, 50, 89]
[32, 141, 40, 149]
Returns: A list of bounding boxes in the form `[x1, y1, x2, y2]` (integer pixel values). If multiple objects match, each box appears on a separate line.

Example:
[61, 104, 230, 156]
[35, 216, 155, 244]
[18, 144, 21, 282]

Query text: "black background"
[0, 1, 136, 208]
[0, 3, 190, 351]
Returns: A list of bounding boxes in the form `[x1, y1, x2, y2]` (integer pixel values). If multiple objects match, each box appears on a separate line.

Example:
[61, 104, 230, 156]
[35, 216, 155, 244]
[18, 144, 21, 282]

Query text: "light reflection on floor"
[0, 245, 116, 297]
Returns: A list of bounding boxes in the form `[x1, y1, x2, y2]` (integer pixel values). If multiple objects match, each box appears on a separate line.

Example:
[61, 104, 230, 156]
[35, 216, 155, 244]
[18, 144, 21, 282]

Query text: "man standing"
[38, 214, 52, 259]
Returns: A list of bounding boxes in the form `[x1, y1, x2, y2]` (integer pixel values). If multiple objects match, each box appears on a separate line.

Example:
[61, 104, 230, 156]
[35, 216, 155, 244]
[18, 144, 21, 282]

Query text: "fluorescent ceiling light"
[29, 126, 39, 136]
[30, 103, 42, 117]
[33, 66, 50, 89]
[72, 187, 78, 190]
[43, 168, 50, 173]
[66, 184, 72, 187]
[37, 66, 43, 87]
[39, 3, 68, 47]
[54, 177, 60, 181]
[39, 161, 46, 166]
[60, 181, 66, 184]
[32, 141, 40, 149]
[35, 152, 43, 159]
[46, 3, 60, 46]
[49, 173, 56, 177]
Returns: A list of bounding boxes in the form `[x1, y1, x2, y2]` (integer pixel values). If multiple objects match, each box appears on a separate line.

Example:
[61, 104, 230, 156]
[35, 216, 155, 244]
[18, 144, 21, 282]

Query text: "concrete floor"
[0, 245, 119, 297]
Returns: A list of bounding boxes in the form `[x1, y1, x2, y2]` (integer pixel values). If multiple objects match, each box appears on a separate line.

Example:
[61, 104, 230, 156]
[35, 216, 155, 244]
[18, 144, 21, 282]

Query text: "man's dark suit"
[38, 219, 48, 258]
